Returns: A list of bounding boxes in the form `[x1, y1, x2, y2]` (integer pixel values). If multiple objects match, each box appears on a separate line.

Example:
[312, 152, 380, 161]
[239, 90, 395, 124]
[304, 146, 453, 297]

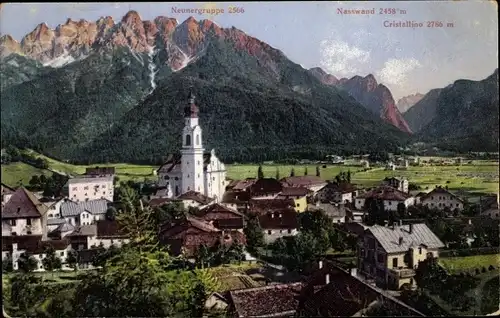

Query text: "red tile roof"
[249, 178, 283, 196]
[229, 178, 256, 191]
[221, 191, 252, 204]
[96, 220, 127, 239]
[320, 182, 357, 194]
[177, 191, 214, 205]
[258, 209, 299, 230]
[357, 186, 411, 201]
[279, 187, 312, 197]
[1, 187, 48, 219]
[229, 283, 304, 317]
[1, 183, 15, 195]
[420, 187, 464, 203]
[159, 217, 246, 257]
[148, 197, 176, 207]
[249, 198, 296, 214]
[280, 176, 326, 187]
[196, 204, 245, 229]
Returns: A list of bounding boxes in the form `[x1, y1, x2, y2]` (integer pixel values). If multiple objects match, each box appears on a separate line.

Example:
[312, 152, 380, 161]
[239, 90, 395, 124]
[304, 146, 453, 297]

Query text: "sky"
[0, 1, 498, 100]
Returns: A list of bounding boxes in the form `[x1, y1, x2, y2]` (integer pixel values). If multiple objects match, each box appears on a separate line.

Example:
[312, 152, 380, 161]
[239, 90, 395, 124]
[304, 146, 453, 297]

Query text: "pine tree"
[316, 166, 320, 177]
[347, 170, 351, 183]
[275, 167, 280, 180]
[290, 168, 295, 177]
[257, 165, 264, 179]
[304, 167, 308, 175]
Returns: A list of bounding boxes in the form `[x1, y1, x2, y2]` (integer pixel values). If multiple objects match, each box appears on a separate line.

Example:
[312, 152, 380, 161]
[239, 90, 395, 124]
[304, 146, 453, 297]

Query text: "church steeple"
[184, 91, 199, 118]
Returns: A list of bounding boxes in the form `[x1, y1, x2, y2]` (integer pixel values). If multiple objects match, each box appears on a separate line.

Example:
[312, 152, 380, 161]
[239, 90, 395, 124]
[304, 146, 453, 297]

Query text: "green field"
[1, 151, 498, 197]
[439, 254, 500, 274]
[1, 162, 53, 187]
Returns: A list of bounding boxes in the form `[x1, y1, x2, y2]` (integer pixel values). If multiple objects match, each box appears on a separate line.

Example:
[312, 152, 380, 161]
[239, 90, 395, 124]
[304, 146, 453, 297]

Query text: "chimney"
[319, 260, 323, 269]
[17, 207, 21, 213]
[409, 223, 413, 234]
[325, 273, 330, 285]
[398, 237, 404, 245]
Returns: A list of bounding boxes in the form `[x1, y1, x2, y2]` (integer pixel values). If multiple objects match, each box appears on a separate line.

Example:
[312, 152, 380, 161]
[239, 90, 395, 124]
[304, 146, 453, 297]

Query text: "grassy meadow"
[1, 150, 498, 198]
[439, 255, 500, 274]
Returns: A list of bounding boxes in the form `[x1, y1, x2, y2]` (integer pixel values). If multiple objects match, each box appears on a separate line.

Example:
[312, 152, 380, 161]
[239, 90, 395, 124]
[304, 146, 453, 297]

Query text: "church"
[156, 92, 227, 202]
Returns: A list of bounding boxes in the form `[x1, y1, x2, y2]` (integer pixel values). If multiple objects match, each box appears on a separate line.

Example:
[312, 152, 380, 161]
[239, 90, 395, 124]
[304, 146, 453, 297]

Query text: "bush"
[446, 181, 451, 184]
[475, 268, 481, 275]
[481, 267, 487, 273]
[488, 265, 495, 271]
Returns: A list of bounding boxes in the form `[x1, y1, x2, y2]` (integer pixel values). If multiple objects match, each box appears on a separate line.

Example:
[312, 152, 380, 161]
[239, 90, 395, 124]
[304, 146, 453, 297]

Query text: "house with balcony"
[419, 186, 464, 211]
[1, 187, 48, 238]
[354, 186, 414, 212]
[357, 222, 444, 290]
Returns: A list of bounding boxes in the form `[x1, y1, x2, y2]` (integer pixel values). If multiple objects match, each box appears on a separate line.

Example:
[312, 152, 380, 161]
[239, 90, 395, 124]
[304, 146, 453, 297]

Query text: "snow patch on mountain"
[43, 51, 76, 68]
[147, 45, 158, 94]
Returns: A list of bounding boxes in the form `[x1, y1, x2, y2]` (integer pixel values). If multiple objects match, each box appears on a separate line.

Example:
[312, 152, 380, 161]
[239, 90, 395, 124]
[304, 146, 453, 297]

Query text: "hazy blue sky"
[0, 1, 498, 99]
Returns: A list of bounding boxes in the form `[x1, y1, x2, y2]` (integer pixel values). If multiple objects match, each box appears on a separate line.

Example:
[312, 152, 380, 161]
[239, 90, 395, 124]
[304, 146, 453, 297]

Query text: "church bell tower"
[180, 92, 205, 195]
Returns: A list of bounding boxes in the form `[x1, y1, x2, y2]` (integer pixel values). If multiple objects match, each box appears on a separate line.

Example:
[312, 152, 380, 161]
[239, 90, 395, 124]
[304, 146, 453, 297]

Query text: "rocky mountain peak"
[122, 10, 142, 25]
[309, 67, 338, 85]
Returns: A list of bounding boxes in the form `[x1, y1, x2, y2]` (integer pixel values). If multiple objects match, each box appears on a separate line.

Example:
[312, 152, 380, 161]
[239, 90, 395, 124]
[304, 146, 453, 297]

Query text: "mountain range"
[0, 11, 408, 164]
[396, 93, 424, 114]
[404, 69, 499, 152]
[308, 67, 412, 133]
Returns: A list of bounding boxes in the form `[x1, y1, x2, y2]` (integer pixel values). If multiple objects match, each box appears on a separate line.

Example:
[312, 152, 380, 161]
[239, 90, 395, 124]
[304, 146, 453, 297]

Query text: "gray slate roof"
[67, 175, 113, 184]
[67, 224, 97, 237]
[368, 223, 445, 253]
[61, 199, 110, 217]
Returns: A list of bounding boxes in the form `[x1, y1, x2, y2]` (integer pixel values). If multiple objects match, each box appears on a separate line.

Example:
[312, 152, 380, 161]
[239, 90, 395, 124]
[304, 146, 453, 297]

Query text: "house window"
[431, 196, 434, 200]
[456, 203, 459, 207]
[296, 203, 300, 207]
[418, 247, 422, 255]
[198, 161, 200, 165]
[27, 218, 32, 226]
[27, 231, 32, 235]
[197, 174, 200, 178]
[175, 177, 179, 181]
[187, 187, 190, 191]
[72, 187, 77, 191]
[377, 253, 384, 263]
[84, 186, 89, 190]
[213, 177, 215, 181]
[287, 229, 292, 234]
[60, 251, 64, 257]
[185, 134, 191, 146]
[279, 230, 283, 234]
[11, 220, 16, 226]
[187, 174, 190, 178]
[11, 232, 17, 236]
[187, 161, 189, 165]
[388, 201, 392, 205]
[392, 258, 398, 268]
[102, 185, 106, 188]
[103, 192, 105, 195]
[196, 134, 200, 145]
[267, 230, 272, 235]
[85, 193, 88, 196]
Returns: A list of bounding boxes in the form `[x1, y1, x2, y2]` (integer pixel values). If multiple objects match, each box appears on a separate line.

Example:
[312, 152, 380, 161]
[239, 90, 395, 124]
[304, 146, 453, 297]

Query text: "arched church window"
[175, 186, 179, 196]
[196, 134, 200, 145]
[165, 176, 170, 180]
[175, 177, 179, 181]
[185, 134, 191, 146]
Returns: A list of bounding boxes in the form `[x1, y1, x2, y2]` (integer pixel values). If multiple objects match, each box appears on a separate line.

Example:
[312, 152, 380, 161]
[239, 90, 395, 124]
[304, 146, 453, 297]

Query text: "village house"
[280, 176, 327, 193]
[382, 177, 409, 193]
[307, 202, 347, 224]
[298, 260, 425, 316]
[41, 197, 65, 219]
[226, 178, 256, 192]
[158, 216, 246, 259]
[1, 183, 15, 205]
[275, 187, 312, 212]
[176, 190, 215, 209]
[247, 199, 299, 243]
[221, 190, 252, 212]
[480, 194, 499, 219]
[248, 178, 283, 199]
[59, 199, 111, 226]
[64, 175, 114, 202]
[419, 186, 464, 211]
[1, 187, 48, 237]
[2, 235, 71, 271]
[194, 203, 246, 232]
[355, 186, 415, 212]
[357, 222, 444, 290]
[227, 283, 304, 317]
[316, 181, 357, 203]
[156, 93, 227, 201]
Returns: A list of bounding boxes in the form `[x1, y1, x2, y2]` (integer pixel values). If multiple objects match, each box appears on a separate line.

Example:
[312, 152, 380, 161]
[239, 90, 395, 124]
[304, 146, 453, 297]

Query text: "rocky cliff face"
[396, 93, 424, 113]
[309, 68, 412, 133]
[0, 11, 283, 73]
